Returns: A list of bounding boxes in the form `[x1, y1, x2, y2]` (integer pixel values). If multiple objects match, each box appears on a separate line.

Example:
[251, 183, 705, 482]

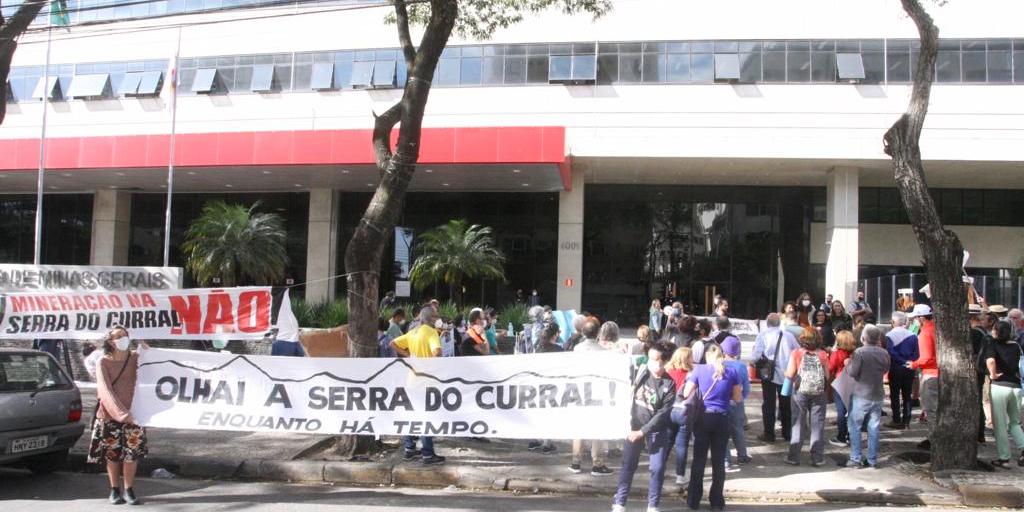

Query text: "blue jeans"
[834, 393, 849, 441]
[668, 407, 691, 476]
[688, 411, 729, 510]
[847, 397, 883, 466]
[613, 428, 670, 508]
[403, 435, 435, 458]
[728, 401, 749, 461]
[271, 340, 306, 357]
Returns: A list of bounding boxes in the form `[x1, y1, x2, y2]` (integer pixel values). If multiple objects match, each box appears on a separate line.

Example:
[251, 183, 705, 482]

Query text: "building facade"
[2, 0, 1024, 323]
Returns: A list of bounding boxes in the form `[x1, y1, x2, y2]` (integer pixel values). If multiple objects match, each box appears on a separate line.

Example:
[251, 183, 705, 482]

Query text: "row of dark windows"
[859, 187, 1024, 227]
[0, 0, 365, 26]
[8, 38, 1024, 102]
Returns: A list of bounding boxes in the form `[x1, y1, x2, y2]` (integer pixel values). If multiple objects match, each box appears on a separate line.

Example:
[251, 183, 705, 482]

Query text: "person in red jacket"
[906, 304, 938, 450]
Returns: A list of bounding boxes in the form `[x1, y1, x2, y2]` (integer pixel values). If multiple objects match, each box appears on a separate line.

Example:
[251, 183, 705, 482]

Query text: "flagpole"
[32, 18, 54, 265]
[162, 26, 182, 267]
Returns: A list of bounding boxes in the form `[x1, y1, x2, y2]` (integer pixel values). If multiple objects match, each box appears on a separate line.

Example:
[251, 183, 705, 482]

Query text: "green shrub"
[290, 299, 348, 328]
[498, 303, 529, 330]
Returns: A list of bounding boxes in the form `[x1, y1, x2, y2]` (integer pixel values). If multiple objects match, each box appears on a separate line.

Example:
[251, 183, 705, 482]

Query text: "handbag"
[755, 332, 783, 382]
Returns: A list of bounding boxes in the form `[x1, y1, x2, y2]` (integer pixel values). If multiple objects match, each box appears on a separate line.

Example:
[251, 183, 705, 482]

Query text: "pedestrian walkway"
[67, 386, 1024, 507]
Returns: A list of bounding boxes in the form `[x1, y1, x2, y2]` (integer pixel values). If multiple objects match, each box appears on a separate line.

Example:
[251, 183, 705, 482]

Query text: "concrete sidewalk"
[69, 387, 1023, 508]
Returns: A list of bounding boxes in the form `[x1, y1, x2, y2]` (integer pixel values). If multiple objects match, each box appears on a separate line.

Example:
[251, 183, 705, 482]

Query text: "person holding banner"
[390, 307, 447, 465]
[87, 326, 148, 505]
[611, 342, 677, 512]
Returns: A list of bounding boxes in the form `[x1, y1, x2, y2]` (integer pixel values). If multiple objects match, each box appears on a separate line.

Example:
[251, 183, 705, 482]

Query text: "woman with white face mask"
[87, 326, 148, 505]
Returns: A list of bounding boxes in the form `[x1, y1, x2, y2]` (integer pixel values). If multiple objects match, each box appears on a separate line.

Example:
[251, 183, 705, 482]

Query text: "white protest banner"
[0, 287, 272, 340]
[0, 264, 182, 293]
[131, 348, 633, 440]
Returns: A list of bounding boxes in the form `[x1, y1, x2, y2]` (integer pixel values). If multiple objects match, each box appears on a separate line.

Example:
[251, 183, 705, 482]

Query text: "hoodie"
[909, 319, 938, 377]
[886, 326, 920, 375]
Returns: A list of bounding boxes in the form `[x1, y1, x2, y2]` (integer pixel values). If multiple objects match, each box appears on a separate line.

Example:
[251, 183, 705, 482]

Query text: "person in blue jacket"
[885, 311, 919, 429]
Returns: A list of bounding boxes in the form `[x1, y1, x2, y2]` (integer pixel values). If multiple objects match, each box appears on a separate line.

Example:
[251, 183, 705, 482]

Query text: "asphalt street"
[0, 469, 990, 512]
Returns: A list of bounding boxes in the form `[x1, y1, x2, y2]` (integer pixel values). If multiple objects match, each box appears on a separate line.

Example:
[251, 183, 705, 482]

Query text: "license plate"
[10, 435, 48, 453]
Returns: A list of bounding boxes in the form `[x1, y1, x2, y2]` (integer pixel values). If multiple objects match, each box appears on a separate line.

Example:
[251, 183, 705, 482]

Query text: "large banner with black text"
[131, 348, 633, 440]
[0, 287, 273, 340]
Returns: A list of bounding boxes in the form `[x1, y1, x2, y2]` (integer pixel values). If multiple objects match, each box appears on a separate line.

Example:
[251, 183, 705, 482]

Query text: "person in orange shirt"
[906, 304, 938, 450]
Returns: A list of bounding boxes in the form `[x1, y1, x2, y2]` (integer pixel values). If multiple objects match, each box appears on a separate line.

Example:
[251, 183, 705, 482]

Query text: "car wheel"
[24, 449, 68, 474]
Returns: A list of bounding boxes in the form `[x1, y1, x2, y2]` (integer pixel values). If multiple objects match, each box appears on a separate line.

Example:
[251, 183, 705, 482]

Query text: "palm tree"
[182, 201, 289, 287]
[409, 219, 506, 302]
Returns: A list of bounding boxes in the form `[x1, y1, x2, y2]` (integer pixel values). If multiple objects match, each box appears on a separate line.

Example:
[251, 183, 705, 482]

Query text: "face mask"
[212, 339, 228, 350]
[802, 300, 811, 307]
[434, 319, 444, 329]
[646, 360, 662, 375]
[114, 337, 131, 351]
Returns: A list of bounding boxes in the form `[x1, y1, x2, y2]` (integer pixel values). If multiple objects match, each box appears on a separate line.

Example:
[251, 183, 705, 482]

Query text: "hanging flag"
[50, 0, 70, 27]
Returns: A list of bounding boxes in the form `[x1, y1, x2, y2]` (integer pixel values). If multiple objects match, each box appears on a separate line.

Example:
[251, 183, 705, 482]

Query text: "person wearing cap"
[988, 304, 1010, 318]
[885, 312, 919, 430]
[390, 307, 446, 465]
[970, 303, 992, 442]
[906, 304, 938, 450]
[721, 335, 752, 472]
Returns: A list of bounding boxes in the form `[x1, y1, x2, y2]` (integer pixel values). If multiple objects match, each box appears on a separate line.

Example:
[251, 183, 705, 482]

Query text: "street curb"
[67, 453, 969, 506]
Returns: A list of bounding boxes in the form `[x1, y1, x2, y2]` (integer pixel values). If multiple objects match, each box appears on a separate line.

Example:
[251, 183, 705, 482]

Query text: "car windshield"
[0, 353, 71, 393]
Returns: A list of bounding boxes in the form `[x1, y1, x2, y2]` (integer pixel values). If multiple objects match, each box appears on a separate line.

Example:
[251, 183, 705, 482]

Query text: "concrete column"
[825, 167, 859, 306]
[556, 167, 584, 312]
[90, 190, 132, 266]
[305, 189, 339, 303]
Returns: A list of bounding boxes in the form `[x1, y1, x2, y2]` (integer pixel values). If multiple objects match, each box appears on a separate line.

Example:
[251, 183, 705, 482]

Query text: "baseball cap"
[721, 336, 742, 358]
[908, 304, 933, 318]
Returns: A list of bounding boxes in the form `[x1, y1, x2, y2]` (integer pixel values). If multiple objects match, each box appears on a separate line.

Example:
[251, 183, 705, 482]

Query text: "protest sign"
[0, 264, 182, 293]
[0, 287, 272, 340]
[131, 348, 632, 440]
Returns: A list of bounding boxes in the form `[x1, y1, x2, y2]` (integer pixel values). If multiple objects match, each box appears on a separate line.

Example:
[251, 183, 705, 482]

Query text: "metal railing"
[857, 273, 1022, 321]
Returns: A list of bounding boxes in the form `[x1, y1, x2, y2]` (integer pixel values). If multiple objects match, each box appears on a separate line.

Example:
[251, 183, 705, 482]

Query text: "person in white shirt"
[750, 313, 799, 443]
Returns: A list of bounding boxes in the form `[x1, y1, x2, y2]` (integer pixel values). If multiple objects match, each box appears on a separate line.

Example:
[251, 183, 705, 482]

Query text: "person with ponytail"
[680, 344, 743, 511]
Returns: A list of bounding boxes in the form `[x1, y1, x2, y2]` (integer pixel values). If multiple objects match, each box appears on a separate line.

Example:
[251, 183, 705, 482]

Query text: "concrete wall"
[811, 222, 1024, 269]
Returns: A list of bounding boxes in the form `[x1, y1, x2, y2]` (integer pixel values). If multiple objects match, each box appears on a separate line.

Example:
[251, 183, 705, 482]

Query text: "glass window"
[987, 50, 1012, 82]
[810, 51, 836, 81]
[310, 62, 333, 90]
[940, 189, 962, 225]
[690, 53, 713, 81]
[503, 56, 526, 84]
[962, 190, 983, 224]
[762, 51, 786, 82]
[483, 45, 505, 56]
[618, 53, 642, 82]
[118, 72, 143, 95]
[67, 73, 110, 99]
[135, 71, 163, 96]
[372, 60, 396, 88]
[460, 57, 482, 85]
[527, 55, 548, 83]
[666, 53, 689, 82]
[936, 50, 961, 82]
[218, 67, 236, 92]
[1015, 51, 1024, 83]
[251, 64, 276, 92]
[596, 54, 617, 84]
[961, 50, 986, 82]
[351, 61, 374, 88]
[482, 56, 503, 85]
[836, 52, 865, 80]
[549, 55, 572, 81]
[462, 46, 483, 58]
[714, 53, 740, 81]
[191, 68, 218, 93]
[887, 46, 911, 82]
[641, 52, 665, 82]
[862, 51, 884, 82]
[786, 50, 810, 82]
[739, 52, 761, 82]
[334, 61, 353, 88]
[572, 55, 596, 80]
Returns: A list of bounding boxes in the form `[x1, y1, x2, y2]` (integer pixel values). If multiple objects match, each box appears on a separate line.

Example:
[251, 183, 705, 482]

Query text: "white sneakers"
[610, 506, 660, 512]
[675, 474, 689, 486]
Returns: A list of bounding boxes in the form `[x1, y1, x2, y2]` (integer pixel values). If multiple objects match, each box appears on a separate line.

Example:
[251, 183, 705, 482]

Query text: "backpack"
[796, 349, 826, 395]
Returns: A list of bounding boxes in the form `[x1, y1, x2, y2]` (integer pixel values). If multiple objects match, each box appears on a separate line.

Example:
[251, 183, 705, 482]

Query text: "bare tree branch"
[394, 0, 416, 75]
[371, 101, 402, 171]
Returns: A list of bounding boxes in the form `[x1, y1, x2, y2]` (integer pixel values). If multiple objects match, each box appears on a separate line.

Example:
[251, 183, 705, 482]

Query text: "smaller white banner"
[132, 348, 633, 439]
[0, 264, 183, 293]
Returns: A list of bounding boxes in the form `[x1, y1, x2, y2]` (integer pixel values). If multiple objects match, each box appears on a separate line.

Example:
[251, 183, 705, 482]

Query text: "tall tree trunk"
[884, 0, 976, 471]
[0, 0, 47, 125]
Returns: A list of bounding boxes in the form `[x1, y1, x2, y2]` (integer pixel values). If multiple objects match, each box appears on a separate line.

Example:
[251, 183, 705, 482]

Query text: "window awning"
[134, 70, 164, 96]
[119, 72, 144, 95]
[310, 62, 334, 90]
[32, 76, 62, 100]
[372, 60, 396, 88]
[192, 68, 219, 93]
[836, 53, 866, 81]
[351, 61, 374, 88]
